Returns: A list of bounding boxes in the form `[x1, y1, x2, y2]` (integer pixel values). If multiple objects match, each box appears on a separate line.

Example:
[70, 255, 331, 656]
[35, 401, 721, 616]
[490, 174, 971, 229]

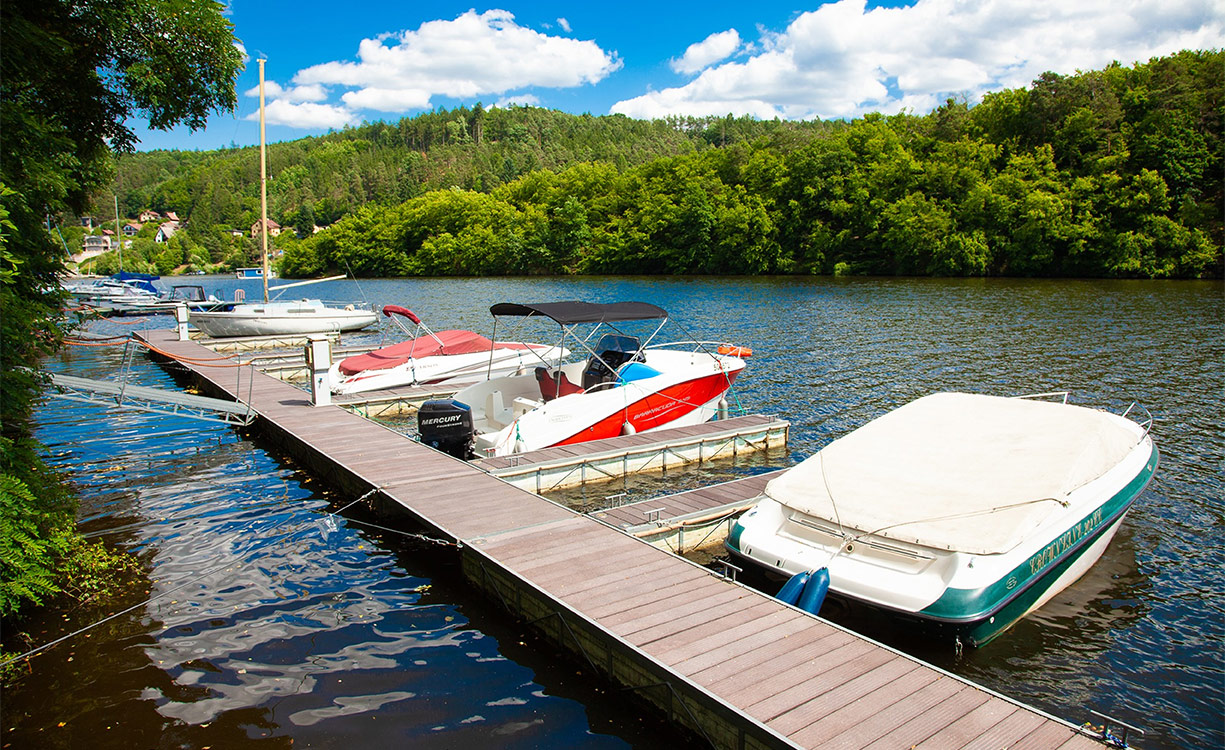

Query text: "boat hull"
[329, 345, 566, 394]
[191, 302, 377, 338]
[727, 439, 1157, 647]
[458, 351, 745, 457]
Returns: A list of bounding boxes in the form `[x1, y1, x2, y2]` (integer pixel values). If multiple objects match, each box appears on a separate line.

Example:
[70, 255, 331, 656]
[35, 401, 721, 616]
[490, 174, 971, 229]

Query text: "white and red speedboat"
[417, 301, 750, 458]
[329, 305, 566, 394]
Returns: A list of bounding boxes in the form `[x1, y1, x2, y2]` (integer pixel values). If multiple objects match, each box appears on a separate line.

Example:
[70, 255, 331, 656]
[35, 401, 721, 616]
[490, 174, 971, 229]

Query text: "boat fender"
[797, 567, 830, 615]
[621, 421, 637, 436]
[776, 570, 810, 606]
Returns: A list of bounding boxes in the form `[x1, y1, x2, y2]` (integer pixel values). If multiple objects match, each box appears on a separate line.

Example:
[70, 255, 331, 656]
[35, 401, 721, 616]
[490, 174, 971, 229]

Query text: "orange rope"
[64, 332, 250, 368]
[131, 337, 249, 368]
[64, 338, 128, 347]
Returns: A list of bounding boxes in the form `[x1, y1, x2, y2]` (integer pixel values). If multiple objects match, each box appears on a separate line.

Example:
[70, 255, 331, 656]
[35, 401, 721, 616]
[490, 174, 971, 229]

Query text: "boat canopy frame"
[489, 301, 667, 324]
[487, 301, 671, 382]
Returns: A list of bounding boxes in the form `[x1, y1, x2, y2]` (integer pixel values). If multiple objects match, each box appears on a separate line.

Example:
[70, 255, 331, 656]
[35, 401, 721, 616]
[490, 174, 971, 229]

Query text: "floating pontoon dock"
[592, 469, 786, 555]
[135, 328, 1104, 749]
[472, 414, 788, 492]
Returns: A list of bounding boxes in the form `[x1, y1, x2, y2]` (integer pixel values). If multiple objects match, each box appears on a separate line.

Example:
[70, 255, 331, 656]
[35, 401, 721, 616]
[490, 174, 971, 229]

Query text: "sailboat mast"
[259, 58, 269, 303]
[114, 194, 122, 272]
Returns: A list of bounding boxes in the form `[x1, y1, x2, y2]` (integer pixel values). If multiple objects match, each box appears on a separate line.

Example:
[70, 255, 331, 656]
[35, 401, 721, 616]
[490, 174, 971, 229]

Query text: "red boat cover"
[338, 330, 534, 375]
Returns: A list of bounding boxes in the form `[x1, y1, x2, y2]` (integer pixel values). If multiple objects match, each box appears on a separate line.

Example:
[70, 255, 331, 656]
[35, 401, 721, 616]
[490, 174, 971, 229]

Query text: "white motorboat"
[328, 305, 567, 394]
[65, 272, 162, 309]
[726, 392, 1158, 648]
[417, 301, 750, 459]
[189, 299, 377, 338]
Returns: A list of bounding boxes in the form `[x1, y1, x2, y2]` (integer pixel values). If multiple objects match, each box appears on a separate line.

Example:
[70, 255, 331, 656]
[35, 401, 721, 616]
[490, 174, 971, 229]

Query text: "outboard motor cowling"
[417, 398, 475, 459]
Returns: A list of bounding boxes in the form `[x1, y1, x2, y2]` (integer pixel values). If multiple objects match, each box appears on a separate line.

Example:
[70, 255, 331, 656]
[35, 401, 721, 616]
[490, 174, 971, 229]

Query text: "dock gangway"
[45, 372, 256, 427]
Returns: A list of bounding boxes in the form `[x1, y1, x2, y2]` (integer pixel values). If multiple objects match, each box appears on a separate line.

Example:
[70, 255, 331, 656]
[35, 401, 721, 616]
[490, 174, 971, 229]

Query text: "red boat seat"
[535, 367, 583, 401]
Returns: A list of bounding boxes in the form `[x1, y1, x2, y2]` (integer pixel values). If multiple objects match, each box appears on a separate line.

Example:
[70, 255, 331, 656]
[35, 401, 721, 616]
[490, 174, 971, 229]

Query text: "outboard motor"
[417, 399, 475, 459]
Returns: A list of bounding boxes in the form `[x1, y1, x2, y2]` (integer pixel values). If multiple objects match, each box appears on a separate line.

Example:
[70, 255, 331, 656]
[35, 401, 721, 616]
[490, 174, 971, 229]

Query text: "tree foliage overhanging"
[104, 50, 1223, 280]
[0, 0, 242, 619]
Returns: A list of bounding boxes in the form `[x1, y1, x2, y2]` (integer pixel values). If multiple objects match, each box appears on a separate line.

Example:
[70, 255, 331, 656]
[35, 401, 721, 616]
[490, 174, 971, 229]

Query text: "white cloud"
[242, 79, 352, 129]
[496, 94, 542, 107]
[671, 29, 742, 75]
[245, 80, 329, 104]
[341, 87, 432, 112]
[558, 17, 572, 33]
[260, 100, 358, 130]
[613, 0, 1224, 120]
[294, 9, 621, 113]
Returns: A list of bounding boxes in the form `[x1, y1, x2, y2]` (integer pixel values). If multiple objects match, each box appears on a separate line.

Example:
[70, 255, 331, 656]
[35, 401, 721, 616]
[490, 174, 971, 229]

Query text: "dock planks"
[138, 328, 1101, 750]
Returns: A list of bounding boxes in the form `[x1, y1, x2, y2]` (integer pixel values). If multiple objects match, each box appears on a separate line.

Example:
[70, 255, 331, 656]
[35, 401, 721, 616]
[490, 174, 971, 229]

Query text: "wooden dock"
[137, 328, 1104, 750]
[592, 469, 786, 555]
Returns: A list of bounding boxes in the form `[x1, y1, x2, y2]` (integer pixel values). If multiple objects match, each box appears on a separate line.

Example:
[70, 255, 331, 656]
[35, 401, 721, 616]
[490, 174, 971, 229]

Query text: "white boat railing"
[1014, 390, 1071, 403]
[644, 340, 749, 354]
[1016, 391, 1155, 440]
[1121, 401, 1155, 438]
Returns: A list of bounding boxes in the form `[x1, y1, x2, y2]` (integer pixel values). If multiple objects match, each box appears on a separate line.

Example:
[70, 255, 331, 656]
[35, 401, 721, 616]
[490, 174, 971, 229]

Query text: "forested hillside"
[90, 50, 1222, 278]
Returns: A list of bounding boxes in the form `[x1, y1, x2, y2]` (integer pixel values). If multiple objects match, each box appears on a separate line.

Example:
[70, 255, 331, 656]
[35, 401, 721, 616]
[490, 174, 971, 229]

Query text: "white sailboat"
[190, 59, 376, 339]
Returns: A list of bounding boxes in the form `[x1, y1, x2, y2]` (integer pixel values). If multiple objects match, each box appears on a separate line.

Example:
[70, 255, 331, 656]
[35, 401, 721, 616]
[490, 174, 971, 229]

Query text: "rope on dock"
[64, 332, 250, 368]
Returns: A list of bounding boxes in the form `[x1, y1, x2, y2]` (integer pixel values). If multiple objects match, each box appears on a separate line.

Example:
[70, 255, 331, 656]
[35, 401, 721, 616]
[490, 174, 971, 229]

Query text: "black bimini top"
[489, 301, 667, 324]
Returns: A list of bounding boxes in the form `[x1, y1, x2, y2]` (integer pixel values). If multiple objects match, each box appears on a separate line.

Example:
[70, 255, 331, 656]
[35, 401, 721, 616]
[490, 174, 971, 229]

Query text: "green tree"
[0, 0, 242, 619]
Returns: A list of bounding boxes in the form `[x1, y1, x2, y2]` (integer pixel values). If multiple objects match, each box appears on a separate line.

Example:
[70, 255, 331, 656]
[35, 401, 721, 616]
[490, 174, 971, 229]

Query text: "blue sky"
[128, 0, 1223, 151]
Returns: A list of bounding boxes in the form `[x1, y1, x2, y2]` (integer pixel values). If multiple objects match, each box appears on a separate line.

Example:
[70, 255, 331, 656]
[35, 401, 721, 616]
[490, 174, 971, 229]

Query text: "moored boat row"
[183, 288, 1159, 653]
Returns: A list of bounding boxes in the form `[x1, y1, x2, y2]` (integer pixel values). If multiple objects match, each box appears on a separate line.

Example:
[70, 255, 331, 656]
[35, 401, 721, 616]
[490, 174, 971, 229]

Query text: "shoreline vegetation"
[1, 0, 243, 654]
[77, 50, 1221, 282]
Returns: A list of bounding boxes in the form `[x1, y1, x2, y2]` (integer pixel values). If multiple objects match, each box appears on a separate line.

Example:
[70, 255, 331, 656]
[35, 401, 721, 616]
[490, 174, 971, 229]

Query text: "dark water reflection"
[11, 331, 691, 749]
[10, 275, 1222, 749]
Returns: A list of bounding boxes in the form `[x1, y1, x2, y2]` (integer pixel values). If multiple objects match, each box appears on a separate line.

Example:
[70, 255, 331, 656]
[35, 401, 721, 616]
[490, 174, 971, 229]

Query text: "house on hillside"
[251, 218, 282, 238]
[139, 209, 161, 222]
[229, 229, 244, 238]
[83, 235, 112, 252]
[165, 211, 180, 222]
[80, 216, 96, 229]
[122, 222, 142, 237]
[155, 222, 179, 243]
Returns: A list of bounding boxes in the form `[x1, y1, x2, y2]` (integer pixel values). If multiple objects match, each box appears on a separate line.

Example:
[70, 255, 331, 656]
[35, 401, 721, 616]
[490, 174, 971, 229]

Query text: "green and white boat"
[726, 392, 1158, 648]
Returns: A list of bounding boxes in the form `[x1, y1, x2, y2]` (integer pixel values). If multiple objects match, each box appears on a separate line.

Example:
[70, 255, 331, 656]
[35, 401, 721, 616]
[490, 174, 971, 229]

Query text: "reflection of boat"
[725, 392, 1158, 649]
[417, 301, 749, 459]
[328, 305, 566, 394]
[188, 59, 374, 339]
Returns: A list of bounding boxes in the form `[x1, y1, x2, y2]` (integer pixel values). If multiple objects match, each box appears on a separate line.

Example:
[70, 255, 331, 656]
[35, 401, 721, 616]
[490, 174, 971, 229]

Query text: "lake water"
[7, 275, 1221, 749]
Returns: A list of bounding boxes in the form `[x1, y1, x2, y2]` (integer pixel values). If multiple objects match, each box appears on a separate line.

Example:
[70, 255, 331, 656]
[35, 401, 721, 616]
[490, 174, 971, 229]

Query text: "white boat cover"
[766, 393, 1143, 555]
